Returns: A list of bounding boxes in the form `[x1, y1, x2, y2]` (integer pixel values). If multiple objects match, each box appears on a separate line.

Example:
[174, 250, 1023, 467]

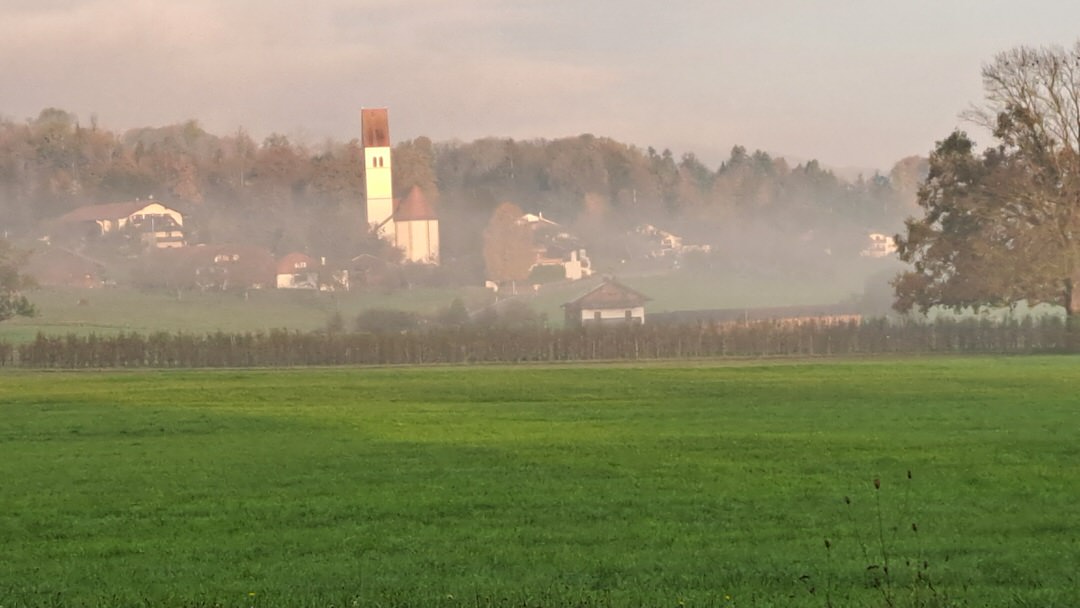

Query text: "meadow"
[2, 357, 1078, 607]
[0, 262, 881, 344]
[0, 285, 496, 344]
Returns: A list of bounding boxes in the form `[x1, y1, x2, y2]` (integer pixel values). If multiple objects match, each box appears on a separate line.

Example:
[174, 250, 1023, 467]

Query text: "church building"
[361, 108, 439, 264]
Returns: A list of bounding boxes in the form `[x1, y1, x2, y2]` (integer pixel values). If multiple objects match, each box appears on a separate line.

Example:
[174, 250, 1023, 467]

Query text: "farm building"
[53, 200, 185, 248]
[563, 279, 650, 327]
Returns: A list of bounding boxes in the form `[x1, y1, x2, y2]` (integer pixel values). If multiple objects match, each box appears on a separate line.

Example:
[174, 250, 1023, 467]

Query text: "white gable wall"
[395, 218, 440, 263]
[580, 306, 645, 325]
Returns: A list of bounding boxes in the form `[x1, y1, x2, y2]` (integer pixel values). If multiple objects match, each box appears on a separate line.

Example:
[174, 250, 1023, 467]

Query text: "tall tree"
[482, 202, 534, 291]
[0, 238, 35, 321]
[895, 42, 1080, 337]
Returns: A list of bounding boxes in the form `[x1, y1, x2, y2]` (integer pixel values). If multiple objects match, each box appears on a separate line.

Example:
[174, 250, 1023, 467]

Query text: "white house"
[862, 232, 898, 258]
[55, 200, 185, 248]
[562, 279, 650, 327]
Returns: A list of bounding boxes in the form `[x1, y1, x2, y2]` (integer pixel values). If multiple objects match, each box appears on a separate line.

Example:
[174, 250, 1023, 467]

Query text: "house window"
[593, 311, 601, 321]
[295, 261, 307, 269]
[625, 310, 633, 321]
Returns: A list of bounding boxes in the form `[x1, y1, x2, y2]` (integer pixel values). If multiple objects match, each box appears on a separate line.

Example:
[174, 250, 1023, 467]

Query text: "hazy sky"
[3, 1, 1080, 171]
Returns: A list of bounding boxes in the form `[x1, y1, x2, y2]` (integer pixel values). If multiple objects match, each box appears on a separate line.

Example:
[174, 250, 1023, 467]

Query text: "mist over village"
[0, 103, 917, 334]
[5, 3, 1080, 607]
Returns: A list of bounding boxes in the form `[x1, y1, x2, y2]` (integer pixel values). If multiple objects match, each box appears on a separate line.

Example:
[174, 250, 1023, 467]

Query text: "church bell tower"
[361, 108, 394, 239]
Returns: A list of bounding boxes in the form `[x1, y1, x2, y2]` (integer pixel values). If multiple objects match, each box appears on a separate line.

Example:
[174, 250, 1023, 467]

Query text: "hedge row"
[0, 315, 1067, 369]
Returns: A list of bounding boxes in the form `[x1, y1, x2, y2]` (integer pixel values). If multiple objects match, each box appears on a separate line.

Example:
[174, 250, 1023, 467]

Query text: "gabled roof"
[56, 201, 167, 223]
[276, 252, 318, 274]
[563, 279, 650, 310]
[393, 186, 437, 221]
[519, 212, 559, 227]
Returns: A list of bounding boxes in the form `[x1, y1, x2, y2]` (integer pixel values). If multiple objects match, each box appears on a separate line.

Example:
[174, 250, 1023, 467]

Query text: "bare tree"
[897, 42, 1080, 342]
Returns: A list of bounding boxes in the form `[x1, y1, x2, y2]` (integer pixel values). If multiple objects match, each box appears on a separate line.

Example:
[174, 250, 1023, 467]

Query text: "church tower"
[361, 108, 394, 239]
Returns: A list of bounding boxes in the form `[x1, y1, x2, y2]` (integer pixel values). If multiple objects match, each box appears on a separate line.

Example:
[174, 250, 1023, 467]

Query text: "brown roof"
[56, 201, 158, 223]
[393, 186, 438, 221]
[276, 252, 318, 274]
[564, 279, 650, 310]
[26, 247, 104, 287]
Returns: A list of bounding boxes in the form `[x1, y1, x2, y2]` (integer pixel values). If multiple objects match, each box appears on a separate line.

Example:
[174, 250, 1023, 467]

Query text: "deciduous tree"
[0, 238, 35, 321]
[895, 42, 1080, 341]
[482, 202, 534, 290]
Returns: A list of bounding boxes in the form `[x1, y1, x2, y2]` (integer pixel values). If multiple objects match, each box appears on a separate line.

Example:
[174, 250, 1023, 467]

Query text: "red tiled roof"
[563, 279, 650, 309]
[393, 186, 438, 221]
[276, 252, 318, 275]
[56, 201, 161, 223]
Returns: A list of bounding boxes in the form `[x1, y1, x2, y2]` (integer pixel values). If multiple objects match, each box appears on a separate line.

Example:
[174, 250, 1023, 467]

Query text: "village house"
[562, 279, 650, 327]
[133, 244, 275, 292]
[633, 224, 711, 259]
[862, 232, 898, 258]
[276, 252, 319, 289]
[53, 200, 185, 248]
[190, 244, 276, 291]
[517, 212, 592, 282]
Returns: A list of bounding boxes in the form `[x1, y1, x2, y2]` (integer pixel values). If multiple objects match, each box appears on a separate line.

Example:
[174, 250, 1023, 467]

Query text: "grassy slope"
[2, 358, 1078, 606]
[0, 286, 494, 343]
[1, 263, 890, 344]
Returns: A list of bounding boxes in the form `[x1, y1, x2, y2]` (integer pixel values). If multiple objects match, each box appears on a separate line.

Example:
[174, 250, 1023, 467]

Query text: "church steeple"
[360, 108, 440, 265]
[361, 108, 394, 238]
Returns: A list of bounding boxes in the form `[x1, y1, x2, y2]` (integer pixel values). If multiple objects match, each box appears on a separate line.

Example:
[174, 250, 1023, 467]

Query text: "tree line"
[0, 108, 918, 273]
[0, 316, 1065, 368]
[13, 38, 1080, 334]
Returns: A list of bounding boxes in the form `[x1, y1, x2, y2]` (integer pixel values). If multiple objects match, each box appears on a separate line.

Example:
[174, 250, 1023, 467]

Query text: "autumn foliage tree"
[482, 202, 534, 291]
[895, 42, 1080, 341]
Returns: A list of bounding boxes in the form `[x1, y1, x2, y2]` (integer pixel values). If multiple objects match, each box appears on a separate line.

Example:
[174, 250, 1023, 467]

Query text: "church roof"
[394, 186, 438, 221]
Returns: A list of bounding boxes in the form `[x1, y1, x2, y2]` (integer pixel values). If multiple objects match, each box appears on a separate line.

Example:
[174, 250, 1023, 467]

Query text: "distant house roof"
[393, 186, 437, 221]
[26, 247, 104, 288]
[276, 252, 318, 275]
[56, 201, 165, 223]
[563, 279, 650, 310]
[519, 212, 559, 227]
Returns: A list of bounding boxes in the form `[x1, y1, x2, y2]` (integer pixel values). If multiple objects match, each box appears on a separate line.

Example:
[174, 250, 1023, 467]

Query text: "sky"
[3, 0, 1080, 173]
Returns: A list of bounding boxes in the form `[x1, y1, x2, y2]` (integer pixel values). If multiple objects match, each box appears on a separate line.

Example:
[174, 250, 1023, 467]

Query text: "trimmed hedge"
[0, 315, 1067, 368]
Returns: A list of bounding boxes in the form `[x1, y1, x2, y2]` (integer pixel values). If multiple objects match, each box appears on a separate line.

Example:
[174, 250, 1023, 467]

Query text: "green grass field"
[0, 264, 884, 344]
[0, 286, 495, 343]
[2, 357, 1078, 607]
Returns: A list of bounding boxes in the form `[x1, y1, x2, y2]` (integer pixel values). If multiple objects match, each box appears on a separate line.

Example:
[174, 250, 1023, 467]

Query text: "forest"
[0, 107, 922, 289]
